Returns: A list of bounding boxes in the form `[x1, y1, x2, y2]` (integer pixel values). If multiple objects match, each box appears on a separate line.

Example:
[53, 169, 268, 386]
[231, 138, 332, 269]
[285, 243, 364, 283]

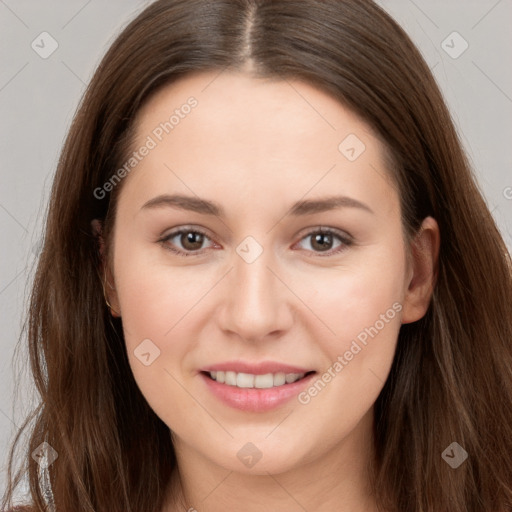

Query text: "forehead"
[119, 70, 398, 220]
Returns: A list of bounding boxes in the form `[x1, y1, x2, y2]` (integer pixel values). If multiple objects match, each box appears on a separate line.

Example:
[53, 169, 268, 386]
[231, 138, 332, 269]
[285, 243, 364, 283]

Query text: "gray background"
[1, 0, 511, 498]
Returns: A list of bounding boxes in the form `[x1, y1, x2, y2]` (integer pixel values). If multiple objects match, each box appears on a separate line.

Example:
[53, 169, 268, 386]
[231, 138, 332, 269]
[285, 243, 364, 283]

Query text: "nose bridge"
[217, 235, 293, 340]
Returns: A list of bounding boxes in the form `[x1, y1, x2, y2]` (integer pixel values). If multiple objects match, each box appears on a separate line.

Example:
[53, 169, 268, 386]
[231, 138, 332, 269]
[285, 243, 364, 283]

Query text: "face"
[104, 70, 431, 475]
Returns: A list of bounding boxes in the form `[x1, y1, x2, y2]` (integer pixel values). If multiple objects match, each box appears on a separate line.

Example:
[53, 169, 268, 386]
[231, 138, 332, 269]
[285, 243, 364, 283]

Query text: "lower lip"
[200, 372, 316, 412]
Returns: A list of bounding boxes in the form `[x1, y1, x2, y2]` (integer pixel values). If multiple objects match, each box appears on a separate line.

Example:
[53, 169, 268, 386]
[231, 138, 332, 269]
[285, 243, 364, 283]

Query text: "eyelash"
[158, 226, 353, 258]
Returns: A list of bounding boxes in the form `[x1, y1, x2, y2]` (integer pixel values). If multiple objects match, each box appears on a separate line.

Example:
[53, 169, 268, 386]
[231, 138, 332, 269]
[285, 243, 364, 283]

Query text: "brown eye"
[310, 232, 334, 252]
[160, 228, 214, 257]
[180, 231, 205, 251]
[296, 228, 352, 256]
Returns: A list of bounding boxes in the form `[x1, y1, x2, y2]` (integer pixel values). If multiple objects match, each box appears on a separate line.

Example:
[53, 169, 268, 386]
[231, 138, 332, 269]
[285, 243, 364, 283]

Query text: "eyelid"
[295, 225, 353, 243]
[159, 225, 212, 241]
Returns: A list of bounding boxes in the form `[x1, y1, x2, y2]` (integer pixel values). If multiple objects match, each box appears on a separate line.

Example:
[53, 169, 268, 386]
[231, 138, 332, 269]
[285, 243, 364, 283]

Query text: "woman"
[3, 0, 512, 511]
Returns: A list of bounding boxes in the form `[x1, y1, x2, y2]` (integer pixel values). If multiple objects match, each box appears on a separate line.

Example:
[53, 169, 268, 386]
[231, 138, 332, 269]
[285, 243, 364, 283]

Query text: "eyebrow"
[140, 193, 374, 217]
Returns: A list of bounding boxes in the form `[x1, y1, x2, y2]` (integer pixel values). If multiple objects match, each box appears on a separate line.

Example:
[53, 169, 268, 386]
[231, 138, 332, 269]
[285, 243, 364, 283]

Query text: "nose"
[216, 244, 295, 343]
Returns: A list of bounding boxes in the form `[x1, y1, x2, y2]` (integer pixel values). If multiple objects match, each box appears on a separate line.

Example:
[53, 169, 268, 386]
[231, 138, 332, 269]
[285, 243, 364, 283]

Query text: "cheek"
[112, 245, 209, 396]
[300, 241, 407, 351]
[113, 234, 214, 339]
[292, 243, 406, 418]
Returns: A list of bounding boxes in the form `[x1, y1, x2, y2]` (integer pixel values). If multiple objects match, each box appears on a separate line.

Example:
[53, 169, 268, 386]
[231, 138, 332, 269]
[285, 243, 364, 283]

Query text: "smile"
[200, 370, 316, 412]
[207, 370, 307, 389]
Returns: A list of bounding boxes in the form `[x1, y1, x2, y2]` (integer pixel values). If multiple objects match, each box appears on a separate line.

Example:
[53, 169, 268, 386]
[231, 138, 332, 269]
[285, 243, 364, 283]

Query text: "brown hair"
[3, 1, 512, 511]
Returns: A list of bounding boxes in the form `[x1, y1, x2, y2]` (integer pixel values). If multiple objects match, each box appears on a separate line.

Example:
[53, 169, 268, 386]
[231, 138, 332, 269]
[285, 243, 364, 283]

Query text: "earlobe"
[401, 216, 440, 324]
[91, 219, 121, 317]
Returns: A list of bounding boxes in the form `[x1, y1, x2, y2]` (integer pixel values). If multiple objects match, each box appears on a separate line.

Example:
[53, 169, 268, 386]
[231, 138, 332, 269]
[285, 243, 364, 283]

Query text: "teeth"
[225, 371, 237, 386]
[209, 371, 306, 388]
[254, 374, 274, 389]
[273, 372, 286, 386]
[286, 373, 301, 383]
[236, 372, 254, 388]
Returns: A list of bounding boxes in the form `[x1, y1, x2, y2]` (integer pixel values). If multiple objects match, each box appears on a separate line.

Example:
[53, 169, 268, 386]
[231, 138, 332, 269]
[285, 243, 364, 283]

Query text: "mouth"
[201, 370, 316, 389]
[199, 368, 317, 412]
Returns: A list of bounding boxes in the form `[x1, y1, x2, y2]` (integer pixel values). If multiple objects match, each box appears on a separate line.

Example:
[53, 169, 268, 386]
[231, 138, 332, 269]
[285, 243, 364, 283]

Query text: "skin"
[95, 70, 439, 511]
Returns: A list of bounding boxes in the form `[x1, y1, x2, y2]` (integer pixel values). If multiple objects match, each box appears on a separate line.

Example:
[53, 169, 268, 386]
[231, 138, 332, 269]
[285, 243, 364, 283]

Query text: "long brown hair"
[3, 1, 512, 511]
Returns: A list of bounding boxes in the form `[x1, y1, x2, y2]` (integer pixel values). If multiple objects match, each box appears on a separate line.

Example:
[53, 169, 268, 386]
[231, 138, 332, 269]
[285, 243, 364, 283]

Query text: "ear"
[91, 219, 121, 317]
[401, 216, 440, 324]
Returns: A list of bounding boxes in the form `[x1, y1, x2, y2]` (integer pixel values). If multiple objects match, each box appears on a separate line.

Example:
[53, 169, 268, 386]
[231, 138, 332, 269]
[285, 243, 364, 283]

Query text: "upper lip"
[200, 361, 314, 375]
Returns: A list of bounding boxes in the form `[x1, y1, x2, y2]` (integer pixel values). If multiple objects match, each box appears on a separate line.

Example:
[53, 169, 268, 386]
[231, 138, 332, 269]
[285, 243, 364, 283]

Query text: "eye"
[158, 226, 352, 258]
[158, 227, 216, 257]
[294, 227, 352, 256]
